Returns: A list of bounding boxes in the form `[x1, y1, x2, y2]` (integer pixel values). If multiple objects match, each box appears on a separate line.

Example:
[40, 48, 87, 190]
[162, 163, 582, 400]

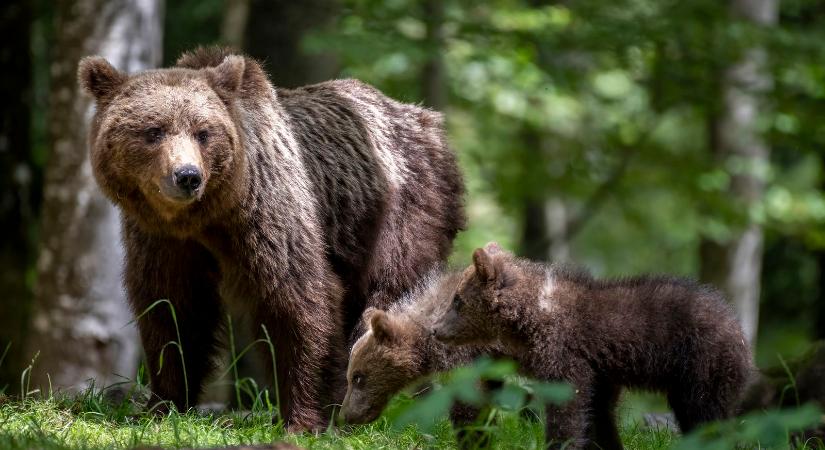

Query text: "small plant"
[675, 403, 823, 450]
[132, 299, 190, 410]
[387, 357, 573, 436]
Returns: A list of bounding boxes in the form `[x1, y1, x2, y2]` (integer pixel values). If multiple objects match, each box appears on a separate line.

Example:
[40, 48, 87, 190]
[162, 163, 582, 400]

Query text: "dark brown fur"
[77, 47, 465, 431]
[432, 244, 754, 449]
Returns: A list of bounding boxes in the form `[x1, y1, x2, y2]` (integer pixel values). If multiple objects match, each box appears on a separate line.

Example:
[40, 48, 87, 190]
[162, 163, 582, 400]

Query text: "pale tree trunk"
[700, 0, 777, 347]
[221, 0, 250, 49]
[27, 0, 163, 394]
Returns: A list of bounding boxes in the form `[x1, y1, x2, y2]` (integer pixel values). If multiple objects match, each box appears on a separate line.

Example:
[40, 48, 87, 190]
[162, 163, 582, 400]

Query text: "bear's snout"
[173, 164, 203, 196]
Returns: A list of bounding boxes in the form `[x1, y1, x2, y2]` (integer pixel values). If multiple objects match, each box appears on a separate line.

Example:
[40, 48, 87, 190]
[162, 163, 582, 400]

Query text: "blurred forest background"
[1, 0, 824, 402]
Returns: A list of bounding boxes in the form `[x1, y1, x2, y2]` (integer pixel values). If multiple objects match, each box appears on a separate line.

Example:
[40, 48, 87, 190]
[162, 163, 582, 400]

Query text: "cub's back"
[578, 275, 750, 381]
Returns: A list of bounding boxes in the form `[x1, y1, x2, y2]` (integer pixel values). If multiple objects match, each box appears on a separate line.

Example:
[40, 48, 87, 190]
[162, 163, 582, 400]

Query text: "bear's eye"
[352, 373, 365, 387]
[196, 129, 209, 145]
[144, 127, 164, 144]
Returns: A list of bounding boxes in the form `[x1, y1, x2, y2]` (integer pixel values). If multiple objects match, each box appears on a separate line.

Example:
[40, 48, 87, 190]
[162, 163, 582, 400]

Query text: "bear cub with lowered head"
[341, 271, 483, 425]
[432, 243, 753, 450]
[77, 47, 465, 430]
[341, 271, 503, 447]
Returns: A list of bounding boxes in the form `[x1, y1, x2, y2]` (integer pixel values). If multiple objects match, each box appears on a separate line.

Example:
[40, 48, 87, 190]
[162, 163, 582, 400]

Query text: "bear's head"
[77, 53, 251, 234]
[432, 242, 522, 346]
[340, 307, 425, 424]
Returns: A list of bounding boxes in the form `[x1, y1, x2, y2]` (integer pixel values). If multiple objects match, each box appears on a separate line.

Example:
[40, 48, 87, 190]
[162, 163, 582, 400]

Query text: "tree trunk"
[700, 0, 777, 347]
[0, 0, 39, 385]
[816, 249, 825, 340]
[27, 0, 163, 393]
[244, 0, 338, 88]
[518, 121, 573, 263]
[221, 0, 250, 49]
[421, 0, 446, 109]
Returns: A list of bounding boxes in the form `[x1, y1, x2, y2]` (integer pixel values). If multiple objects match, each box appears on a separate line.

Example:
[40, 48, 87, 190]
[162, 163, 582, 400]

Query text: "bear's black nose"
[173, 165, 202, 195]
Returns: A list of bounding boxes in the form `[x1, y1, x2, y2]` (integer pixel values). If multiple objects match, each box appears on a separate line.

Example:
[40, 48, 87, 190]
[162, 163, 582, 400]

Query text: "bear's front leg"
[123, 221, 223, 412]
[254, 270, 346, 432]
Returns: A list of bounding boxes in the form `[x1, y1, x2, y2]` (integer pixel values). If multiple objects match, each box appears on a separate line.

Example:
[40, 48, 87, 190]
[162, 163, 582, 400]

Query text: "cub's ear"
[472, 247, 499, 283]
[78, 56, 127, 101]
[483, 242, 503, 255]
[206, 55, 245, 98]
[369, 309, 396, 344]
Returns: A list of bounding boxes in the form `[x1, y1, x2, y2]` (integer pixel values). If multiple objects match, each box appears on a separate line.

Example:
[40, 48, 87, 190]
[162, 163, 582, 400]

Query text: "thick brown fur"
[340, 270, 500, 446]
[432, 243, 754, 450]
[77, 46, 465, 431]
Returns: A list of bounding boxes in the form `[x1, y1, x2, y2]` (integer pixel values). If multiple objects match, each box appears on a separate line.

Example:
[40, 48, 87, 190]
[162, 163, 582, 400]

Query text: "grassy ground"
[0, 366, 820, 450]
[0, 391, 681, 450]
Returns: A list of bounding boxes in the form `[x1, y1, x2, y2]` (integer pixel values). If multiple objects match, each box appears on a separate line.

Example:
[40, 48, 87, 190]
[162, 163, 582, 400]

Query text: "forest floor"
[0, 393, 680, 450]
[0, 390, 823, 450]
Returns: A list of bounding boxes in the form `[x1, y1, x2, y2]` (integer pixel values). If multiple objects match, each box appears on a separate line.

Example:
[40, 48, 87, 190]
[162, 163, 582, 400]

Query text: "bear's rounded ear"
[484, 242, 503, 255]
[206, 55, 245, 98]
[369, 309, 396, 344]
[472, 247, 498, 283]
[362, 307, 378, 324]
[78, 56, 127, 101]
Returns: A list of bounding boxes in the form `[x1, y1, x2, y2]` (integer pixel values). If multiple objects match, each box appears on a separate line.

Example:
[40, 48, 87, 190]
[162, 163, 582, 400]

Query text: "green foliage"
[386, 357, 573, 434]
[675, 404, 823, 450]
[310, 0, 818, 262]
[304, 0, 825, 342]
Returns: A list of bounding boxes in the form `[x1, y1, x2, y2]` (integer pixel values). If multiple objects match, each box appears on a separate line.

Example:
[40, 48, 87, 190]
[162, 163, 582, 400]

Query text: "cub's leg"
[452, 379, 505, 449]
[123, 222, 223, 412]
[667, 381, 734, 433]
[545, 389, 592, 450]
[451, 402, 493, 449]
[588, 380, 623, 450]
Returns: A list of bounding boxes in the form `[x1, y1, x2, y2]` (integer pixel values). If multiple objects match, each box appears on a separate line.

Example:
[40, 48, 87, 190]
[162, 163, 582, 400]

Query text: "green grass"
[1, 388, 824, 450]
[0, 392, 679, 450]
[1, 302, 817, 450]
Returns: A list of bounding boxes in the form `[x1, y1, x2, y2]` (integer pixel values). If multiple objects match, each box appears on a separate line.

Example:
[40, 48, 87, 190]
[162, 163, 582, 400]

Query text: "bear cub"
[341, 271, 501, 437]
[432, 243, 754, 450]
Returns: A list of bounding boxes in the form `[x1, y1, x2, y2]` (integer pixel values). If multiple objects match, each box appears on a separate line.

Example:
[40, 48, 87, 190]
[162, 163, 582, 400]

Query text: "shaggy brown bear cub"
[432, 243, 753, 450]
[77, 47, 464, 430]
[341, 271, 500, 429]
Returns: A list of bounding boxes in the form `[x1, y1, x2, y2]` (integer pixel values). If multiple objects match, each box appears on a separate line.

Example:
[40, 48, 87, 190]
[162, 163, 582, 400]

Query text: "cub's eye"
[144, 127, 164, 144]
[196, 129, 209, 145]
[352, 373, 365, 387]
[452, 294, 463, 311]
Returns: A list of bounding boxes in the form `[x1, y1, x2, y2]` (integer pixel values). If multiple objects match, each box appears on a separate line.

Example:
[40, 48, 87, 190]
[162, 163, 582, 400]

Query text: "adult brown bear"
[77, 47, 464, 430]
